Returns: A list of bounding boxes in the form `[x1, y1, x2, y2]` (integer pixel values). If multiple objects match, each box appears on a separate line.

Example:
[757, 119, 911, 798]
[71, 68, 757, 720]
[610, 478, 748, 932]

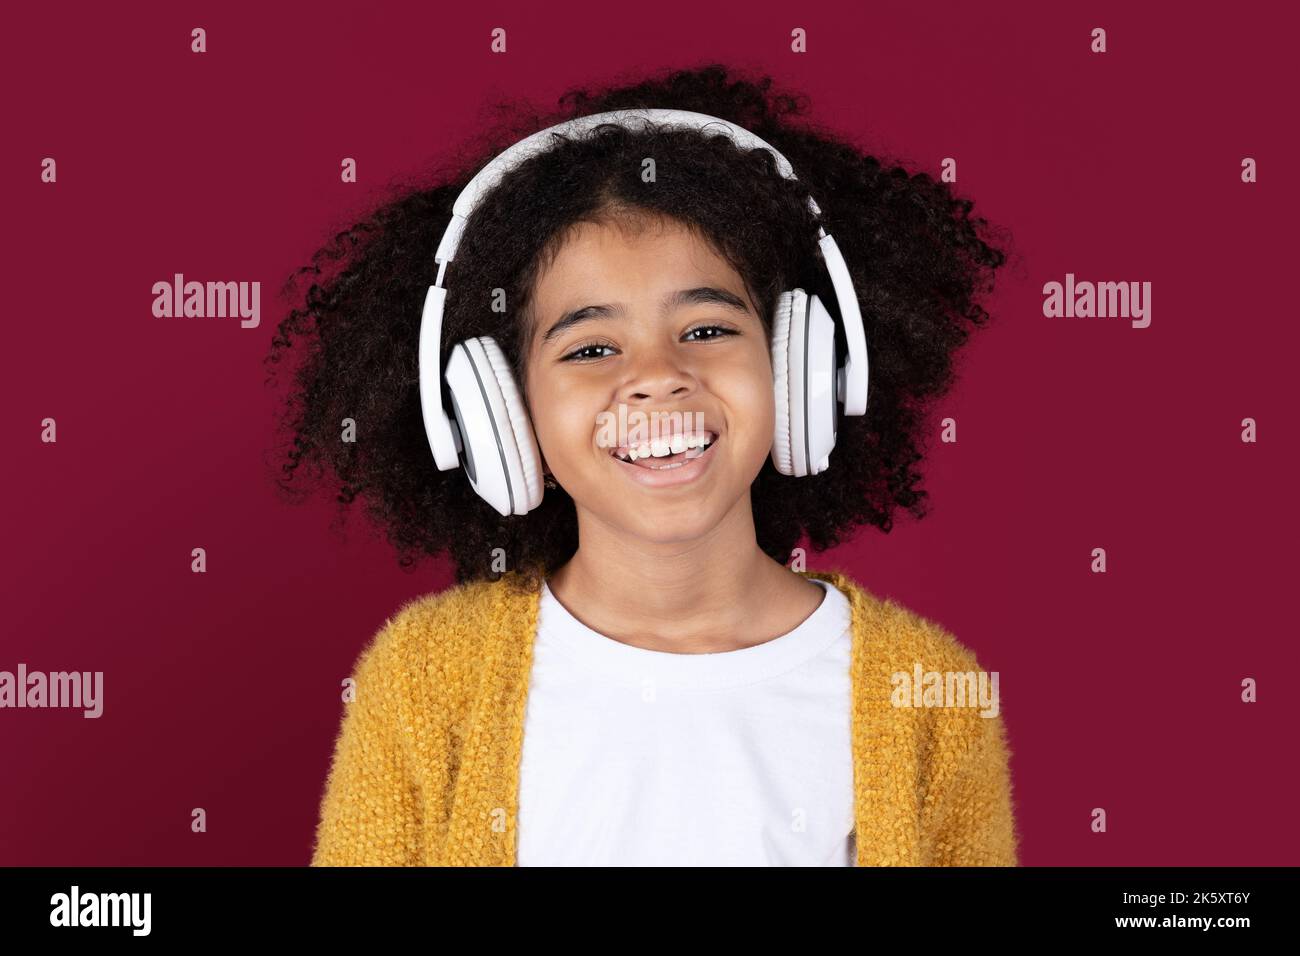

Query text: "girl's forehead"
[534, 218, 740, 298]
[520, 214, 761, 357]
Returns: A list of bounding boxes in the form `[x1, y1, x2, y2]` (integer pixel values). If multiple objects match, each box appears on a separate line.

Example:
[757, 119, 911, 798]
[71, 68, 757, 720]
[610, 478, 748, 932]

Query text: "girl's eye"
[560, 325, 739, 363]
[561, 342, 617, 363]
[683, 324, 738, 343]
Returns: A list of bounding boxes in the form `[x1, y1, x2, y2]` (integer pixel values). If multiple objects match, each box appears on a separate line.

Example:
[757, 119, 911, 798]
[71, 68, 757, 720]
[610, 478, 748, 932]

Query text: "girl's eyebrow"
[541, 286, 751, 344]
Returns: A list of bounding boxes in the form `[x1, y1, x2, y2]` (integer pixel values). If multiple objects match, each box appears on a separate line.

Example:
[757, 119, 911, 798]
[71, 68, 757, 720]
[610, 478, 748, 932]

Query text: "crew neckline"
[537, 577, 849, 691]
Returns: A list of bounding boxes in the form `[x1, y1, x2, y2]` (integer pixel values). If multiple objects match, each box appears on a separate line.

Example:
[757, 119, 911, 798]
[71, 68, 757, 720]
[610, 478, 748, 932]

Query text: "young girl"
[271, 64, 1018, 866]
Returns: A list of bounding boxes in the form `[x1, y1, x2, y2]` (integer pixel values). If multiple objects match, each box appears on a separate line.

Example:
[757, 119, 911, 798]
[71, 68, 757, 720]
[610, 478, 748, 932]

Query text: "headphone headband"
[434, 109, 823, 276]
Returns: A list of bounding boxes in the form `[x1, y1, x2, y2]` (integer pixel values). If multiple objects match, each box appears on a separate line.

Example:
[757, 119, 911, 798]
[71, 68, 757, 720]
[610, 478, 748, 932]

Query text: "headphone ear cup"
[444, 336, 543, 516]
[478, 336, 543, 514]
[802, 294, 839, 475]
[770, 290, 798, 476]
[771, 289, 839, 477]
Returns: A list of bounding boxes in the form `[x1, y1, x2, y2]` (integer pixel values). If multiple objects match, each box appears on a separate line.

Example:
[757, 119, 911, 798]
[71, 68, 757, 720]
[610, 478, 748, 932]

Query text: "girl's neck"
[544, 504, 822, 653]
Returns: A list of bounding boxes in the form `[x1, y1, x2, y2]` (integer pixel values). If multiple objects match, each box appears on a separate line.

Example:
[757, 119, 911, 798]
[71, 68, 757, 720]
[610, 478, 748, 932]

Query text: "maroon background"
[3, 0, 1296, 865]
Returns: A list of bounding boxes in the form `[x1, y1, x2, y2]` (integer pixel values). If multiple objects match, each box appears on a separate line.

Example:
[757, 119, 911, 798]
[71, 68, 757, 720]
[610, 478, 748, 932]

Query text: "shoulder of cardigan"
[803, 567, 991, 674]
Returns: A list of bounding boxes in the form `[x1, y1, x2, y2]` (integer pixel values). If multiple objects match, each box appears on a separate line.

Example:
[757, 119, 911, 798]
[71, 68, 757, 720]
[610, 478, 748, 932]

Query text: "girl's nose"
[616, 353, 698, 404]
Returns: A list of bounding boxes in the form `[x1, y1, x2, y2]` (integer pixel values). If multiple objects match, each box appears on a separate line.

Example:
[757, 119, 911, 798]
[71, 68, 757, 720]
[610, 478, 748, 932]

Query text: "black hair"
[264, 63, 1015, 594]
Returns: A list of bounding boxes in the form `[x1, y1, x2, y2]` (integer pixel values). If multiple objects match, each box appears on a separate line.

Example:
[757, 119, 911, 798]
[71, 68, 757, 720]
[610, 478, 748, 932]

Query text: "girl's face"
[523, 213, 775, 546]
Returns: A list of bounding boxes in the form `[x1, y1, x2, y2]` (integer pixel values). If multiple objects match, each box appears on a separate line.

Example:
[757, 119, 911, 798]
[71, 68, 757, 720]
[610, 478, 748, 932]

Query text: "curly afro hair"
[264, 63, 1013, 595]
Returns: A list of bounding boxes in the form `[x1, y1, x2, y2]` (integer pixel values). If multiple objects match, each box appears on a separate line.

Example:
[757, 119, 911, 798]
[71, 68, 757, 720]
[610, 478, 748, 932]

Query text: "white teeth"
[622, 433, 714, 462]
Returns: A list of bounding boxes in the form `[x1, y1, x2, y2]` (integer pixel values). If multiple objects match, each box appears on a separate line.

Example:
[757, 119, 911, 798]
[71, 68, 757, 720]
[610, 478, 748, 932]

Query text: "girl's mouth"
[607, 434, 720, 488]
[611, 433, 716, 469]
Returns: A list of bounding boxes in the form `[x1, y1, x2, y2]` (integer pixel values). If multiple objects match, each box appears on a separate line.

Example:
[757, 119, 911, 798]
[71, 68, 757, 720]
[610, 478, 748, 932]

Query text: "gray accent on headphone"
[463, 339, 515, 515]
[802, 292, 812, 475]
[449, 389, 476, 484]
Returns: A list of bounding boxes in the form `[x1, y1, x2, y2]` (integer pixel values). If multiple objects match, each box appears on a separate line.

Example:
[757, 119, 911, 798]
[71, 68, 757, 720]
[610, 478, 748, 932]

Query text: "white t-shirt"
[516, 577, 856, 866]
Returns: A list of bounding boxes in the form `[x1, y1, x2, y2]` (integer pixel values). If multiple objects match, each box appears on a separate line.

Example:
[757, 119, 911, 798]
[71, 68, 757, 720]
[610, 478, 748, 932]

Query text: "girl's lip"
[607, 436, 720, 489]
[608, 430, 719, 459]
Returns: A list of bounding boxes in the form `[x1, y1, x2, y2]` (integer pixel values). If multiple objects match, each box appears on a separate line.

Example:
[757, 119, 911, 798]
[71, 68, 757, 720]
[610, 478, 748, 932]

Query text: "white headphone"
[418, 108, 870, 517]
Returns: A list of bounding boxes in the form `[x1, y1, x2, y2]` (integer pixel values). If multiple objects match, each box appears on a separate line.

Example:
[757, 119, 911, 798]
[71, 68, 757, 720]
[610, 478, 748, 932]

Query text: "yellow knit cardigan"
[310, 568, 1019, 866]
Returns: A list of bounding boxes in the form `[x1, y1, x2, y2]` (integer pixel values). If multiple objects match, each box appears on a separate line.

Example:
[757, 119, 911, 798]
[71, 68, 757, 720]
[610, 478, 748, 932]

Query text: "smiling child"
[271, 64, 1019, 866]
